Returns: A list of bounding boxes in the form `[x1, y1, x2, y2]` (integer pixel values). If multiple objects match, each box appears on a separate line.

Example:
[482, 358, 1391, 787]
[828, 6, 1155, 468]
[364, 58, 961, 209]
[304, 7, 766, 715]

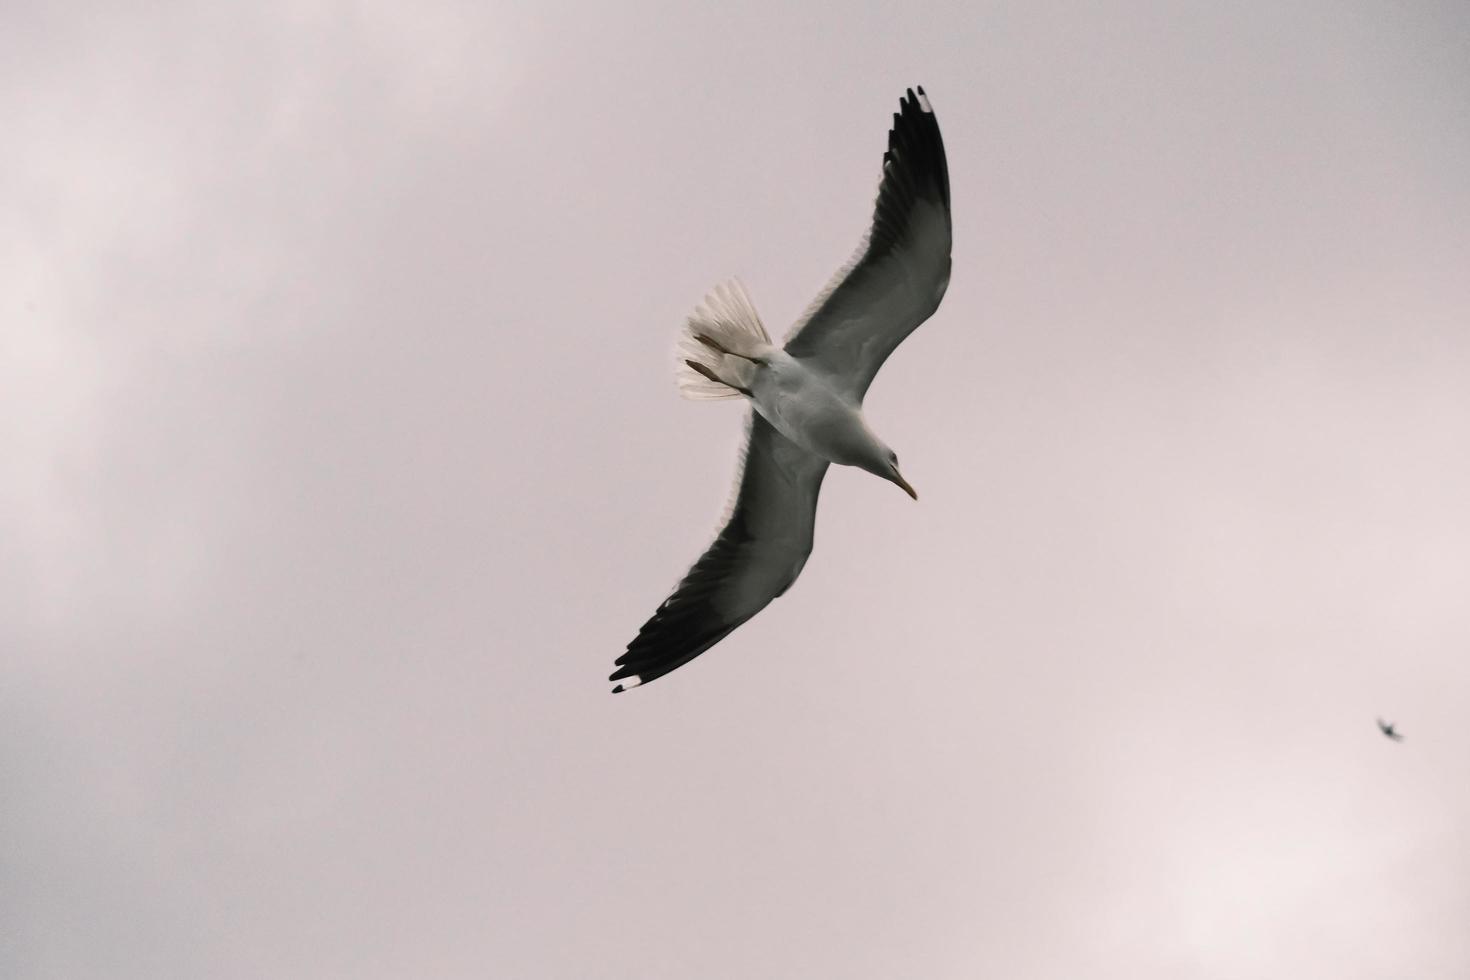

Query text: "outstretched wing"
[783, 86, 952, 402]
[610, 413, 829, 691]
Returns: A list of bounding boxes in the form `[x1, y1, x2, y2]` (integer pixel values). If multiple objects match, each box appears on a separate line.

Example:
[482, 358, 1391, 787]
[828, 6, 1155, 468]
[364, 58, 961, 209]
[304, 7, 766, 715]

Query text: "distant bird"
[610, 87, 952, 693]
[1377, 718, 1404, 742]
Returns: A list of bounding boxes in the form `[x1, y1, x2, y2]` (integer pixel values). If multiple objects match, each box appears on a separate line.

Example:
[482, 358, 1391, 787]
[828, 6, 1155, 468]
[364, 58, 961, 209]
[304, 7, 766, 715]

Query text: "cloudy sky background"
[4, 1, 1470, 976]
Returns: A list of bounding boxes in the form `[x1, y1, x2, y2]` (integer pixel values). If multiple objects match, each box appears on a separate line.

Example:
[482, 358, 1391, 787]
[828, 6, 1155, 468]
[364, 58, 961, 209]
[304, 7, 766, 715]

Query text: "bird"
[610, 86, 951, 693]
[1377, 718, 1404, 742]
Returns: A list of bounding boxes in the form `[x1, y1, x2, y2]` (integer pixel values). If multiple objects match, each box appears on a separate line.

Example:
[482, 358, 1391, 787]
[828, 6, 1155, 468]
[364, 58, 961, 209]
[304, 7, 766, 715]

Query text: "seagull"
[1377, 718, 1404, 742]
[610, 87, 951, 693]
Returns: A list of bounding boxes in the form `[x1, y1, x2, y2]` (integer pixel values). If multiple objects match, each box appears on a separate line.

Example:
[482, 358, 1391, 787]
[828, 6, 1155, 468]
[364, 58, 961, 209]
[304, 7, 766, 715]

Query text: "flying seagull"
[610, 87, 951, 693]
[1377, 718, 1404, 742]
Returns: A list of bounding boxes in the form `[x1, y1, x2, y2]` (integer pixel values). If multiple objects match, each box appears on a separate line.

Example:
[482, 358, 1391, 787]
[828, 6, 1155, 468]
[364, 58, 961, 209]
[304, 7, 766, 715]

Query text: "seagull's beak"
[892, 469, 918, 500]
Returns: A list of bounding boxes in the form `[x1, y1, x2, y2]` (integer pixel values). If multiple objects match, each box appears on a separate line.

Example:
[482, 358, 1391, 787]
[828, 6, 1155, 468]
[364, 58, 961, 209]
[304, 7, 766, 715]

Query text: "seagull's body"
[610, 87, 951, 693]
[1377, 718, 1404, 741]
[748, 350, 899, 478]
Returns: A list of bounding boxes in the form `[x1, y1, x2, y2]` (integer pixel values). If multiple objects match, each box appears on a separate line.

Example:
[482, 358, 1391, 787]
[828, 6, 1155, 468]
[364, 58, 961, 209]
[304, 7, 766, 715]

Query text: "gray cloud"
[4, 1, 1469, 976]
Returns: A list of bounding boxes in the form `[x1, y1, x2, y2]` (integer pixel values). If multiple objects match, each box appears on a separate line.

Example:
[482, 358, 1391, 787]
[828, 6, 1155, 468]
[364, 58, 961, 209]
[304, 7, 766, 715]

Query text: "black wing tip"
[889, 84, 948, 204]
[903, 85, 933, 112]
[609, 673, 644, 693]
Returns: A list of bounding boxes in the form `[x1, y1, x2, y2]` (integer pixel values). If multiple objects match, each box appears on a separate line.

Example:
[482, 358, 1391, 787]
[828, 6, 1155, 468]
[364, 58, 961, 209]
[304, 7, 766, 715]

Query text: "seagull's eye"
[889, 452, 899, 467]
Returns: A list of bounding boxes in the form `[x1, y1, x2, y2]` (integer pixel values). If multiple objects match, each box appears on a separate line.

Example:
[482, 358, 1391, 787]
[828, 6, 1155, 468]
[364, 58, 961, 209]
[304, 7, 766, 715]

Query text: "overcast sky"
[4, 1, 1470, 977]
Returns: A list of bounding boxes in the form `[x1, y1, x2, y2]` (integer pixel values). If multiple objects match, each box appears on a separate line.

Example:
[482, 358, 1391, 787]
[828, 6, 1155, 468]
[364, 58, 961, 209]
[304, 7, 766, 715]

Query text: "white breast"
[748, 353, 870, 466]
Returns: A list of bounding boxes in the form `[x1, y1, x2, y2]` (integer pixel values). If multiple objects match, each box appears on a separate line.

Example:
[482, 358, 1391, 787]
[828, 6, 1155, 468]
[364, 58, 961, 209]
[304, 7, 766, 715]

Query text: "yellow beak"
[893, 470, 918, 500]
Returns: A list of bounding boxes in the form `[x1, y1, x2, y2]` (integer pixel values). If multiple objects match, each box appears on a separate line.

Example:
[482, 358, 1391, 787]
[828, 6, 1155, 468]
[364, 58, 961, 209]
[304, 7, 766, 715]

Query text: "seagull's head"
[836, 420, 917, 500]
[885, 449, 918, 500]
[856, 443, 917, 500]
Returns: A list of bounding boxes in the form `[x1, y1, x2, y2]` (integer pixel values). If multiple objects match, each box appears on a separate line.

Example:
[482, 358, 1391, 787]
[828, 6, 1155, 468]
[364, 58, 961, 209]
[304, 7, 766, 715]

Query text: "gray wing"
[783, 86, 953, 402]
[610, 413, 829, 692]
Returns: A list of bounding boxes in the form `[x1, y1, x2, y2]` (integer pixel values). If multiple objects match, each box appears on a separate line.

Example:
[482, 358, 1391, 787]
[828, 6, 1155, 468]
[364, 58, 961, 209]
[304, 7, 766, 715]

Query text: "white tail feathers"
[675, 279, 773, 400]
